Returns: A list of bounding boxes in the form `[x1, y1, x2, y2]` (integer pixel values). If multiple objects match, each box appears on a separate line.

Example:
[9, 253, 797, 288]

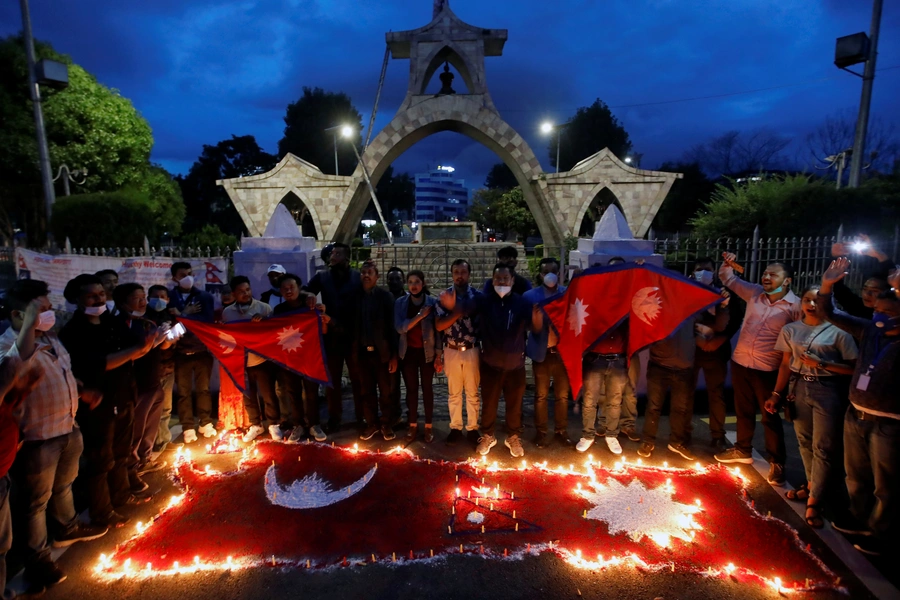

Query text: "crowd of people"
[0, 241, 898, 594]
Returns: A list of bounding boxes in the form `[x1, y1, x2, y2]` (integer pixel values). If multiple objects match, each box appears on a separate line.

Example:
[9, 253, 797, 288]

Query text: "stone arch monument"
[218, 1, 681, 245]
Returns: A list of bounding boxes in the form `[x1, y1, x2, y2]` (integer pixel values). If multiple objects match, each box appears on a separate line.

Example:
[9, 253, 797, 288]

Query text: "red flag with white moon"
[179, 310, 331, 391]
[542, 264, 722, 398]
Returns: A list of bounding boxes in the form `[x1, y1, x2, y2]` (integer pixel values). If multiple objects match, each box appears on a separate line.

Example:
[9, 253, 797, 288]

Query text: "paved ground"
[11, 382, 894, 600]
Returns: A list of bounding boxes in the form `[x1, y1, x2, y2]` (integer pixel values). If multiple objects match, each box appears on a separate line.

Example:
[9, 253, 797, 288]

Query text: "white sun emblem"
[580, 478, 702, 548]
[217, 331, 237, 355]
[276, 326, 305, 353]
[632, 287, 662, 325]
[567, 298, 590, 336]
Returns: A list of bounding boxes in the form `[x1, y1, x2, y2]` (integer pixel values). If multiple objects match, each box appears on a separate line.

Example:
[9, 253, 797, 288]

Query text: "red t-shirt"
[408, 323, 424, 348]
[0, 400, 19, 477]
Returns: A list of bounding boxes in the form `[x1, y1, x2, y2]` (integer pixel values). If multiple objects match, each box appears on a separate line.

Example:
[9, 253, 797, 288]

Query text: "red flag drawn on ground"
[180, 310, 330, 391]
[92, 442, 838, 592]
[542, 264, 722, 398]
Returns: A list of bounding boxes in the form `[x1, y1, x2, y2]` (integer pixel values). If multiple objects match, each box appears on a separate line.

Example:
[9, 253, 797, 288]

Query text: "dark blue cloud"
[2, 0, 898, 190]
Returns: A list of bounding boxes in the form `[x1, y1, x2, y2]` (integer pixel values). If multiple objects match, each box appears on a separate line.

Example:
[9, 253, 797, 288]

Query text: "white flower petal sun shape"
[276, 325, 304, 353]
[567, 298, 590, 336]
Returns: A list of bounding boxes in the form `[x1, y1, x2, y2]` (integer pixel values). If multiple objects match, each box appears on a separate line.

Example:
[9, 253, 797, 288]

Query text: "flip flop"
[785, 483, 809, 503]
[806, 504, 824, 529]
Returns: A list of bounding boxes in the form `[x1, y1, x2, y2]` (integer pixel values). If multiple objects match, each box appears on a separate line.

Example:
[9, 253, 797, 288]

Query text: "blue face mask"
[873, 312, 900, 330]
[765, 285, 785, 296]
[148, 298, 168, 312]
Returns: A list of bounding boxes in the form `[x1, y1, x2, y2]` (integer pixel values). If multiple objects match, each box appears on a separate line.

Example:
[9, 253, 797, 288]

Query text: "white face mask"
[495, 285, 512, 298]
[83, 305, 107, 317]
[542, 273, 559, 289]
[35, 310, 56, 332]
[177, 275, 194, 290]
[130, 309, 146, 318]
[693, 270, 714, 286]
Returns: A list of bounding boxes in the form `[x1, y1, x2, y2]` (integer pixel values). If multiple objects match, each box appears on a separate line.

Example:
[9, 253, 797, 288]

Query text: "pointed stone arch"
[277, 187, 321, 239]
[575, 185, 627, 237]
[419, 42, 476, 95]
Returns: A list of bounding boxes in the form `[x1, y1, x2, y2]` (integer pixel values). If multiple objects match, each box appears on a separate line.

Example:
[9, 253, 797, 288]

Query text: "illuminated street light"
[540, 122, 553, 135]
[341, 125, 355, 139]
[540, 121, 569, 173]
[339, 128, 393, 245]
[324, 124, 355, 175]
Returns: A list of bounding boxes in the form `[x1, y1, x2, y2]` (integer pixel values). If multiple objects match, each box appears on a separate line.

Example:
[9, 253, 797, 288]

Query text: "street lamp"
[340, 127, 393, 245]
[624, 153, 643, 168]
[540, 122, 568, 173]
[52, 164, 87, 196]
[324, 124, 354, 175]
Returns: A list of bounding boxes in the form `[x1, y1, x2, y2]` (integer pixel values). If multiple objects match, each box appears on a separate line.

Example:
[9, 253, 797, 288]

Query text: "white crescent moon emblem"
[264, 464, 378, 509]
[632, 286, 662, 325]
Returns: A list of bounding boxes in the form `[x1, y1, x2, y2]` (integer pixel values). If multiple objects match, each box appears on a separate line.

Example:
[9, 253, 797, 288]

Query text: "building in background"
[414, 165, 469, 222]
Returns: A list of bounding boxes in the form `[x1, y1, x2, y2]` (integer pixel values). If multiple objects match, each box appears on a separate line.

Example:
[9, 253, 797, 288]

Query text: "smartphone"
[166, 322, 186, 340]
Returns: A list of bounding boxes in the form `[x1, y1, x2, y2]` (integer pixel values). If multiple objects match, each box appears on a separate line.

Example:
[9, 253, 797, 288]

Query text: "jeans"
[132, 386, 163, 467]
[732, 361, 785, 465]
[532, 351, 570, 435]
[401, 347, 435, 426]
[325, 342, 362, 426]
[643, 362, 695, 446]
[175, 352, 214, 433]
[79, 402, 134, 520]
[844, 407, 900, 540]
[582, 355, 628, 438]
[11, 430, 81, 564]
[479, 362, 525, 437]
[156, 371, 175, 447]
[694, 351, 729, 441]
[0, 475, 10, 598]
[619, 354, 641, 431]
[243, 362, 280, 427]
[792, 378, 845, 502]
[445, 346, 480, 432]
[358, 350, 393, 427]
[280, 369, 322, 428]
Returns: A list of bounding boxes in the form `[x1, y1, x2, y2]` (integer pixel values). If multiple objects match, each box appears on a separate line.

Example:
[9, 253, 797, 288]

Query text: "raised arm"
[818, 258, 869, 339]
[719, 252, 762, 302]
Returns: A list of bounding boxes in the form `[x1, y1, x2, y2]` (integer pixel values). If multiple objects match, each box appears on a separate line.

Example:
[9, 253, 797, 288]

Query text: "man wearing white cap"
[261, 265, 286, 308]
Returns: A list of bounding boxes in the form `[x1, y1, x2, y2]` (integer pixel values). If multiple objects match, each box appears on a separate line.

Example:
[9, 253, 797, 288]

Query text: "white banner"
[14, 249, 229, 310]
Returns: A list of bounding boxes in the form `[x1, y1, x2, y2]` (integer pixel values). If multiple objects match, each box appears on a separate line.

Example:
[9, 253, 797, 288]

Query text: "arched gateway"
[218, 1, 681, 245]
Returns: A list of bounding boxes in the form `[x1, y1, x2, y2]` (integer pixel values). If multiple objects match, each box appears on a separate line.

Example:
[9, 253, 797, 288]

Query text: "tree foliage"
[484, 162, 518, 190]
[178, 135, 277, 237]
[549, 99, 631, 172]
[50, 190, 155, 248]
[468, 187, 538, 241]
[179, 224, 238, 250]
[373, 165, 415, 219]
[278, 87, 363, 175]
[651, 162, 716, 234]
[686, 129, 790, 178]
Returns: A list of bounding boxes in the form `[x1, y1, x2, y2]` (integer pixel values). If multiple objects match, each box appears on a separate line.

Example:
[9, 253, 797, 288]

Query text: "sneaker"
[714, 447, 753, 464]
[637, 442, 654, 458]
[310, 425, 327, 442]
[93, 510, 129, 529]
[605, 436, 623, 455]
[198, 423, 217, 439]
[575, 437, 594, 452]
[767, 463, 786, 486]
[476, 434, 497, 456]
[445, 429, 463, 445]
[620, 427, 640, 442]
[504, 435, 524, 458]
[137, 459, 168, 475]
[359, 426, 379, 441]
[123, 493, 152, 505]
[667, 443, 696, 461]
[405, 424, 418, 442]
[532, 433, 548, 448]
[130, 475, 149, 494]
[24, 560, 66, 587]
[268, 424, 284, 441]
[381, 425, 396, 441]
[52, 522, 108, 548]
[183, 429, 198, 444]
[853, 537, 885, 556]
[466, 429, 481, 446]
[554, 432, 572, 447]
[242, 425, 264, 443]
[287, 426, 306, 443]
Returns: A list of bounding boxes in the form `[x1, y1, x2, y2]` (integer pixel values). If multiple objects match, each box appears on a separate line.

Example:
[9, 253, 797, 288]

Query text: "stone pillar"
[567, 205, 663, 272]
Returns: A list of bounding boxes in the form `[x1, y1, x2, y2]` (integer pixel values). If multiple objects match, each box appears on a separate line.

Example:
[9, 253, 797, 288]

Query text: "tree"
[178, 135, 277, 237]
[278, 87, 364, 175]
[373, 165, 415, 219]
[137, 165, 186, 237]
[180, 224, 238, 250]
[468, 187, 538, 241]
[367, 222, 388, 242]
[0, 36, 157, 244]
[484, 162, 518, 190]
[804, 109, 899, 178]
[50, 190, 155, 248]
[549, 99, 631, 172]
[687, 129, 791, 178]
[650, 162, 716, 234]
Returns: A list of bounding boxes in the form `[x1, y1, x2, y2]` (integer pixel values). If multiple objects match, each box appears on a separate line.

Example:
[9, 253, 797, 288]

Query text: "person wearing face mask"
[114, 284, 171, 483]
[0, 280, 108, 590]
[59, 274, 158, 530]
[95, 269, 119, 315]
[147, 286, 178, 453]
[395, 270, 442, 443]
[481, 246, 532, 295]
[714, 254, 801, 487]
[691, 258, 742, 452]
[168, 262, 216, 444]
[818, 259, 900, 557]
[449, 263, 542, 458]
[260, 264, 287, 308]
[523, 258, 570, 448]
[222, 276, 281, 444]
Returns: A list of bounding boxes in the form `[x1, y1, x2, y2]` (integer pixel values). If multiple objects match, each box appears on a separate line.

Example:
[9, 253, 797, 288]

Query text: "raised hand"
[831, 242, 849, 258]
[821, 258, 849, 293]
[438, 287, 456, 311]
[720, 289, 731, 308]
[858, 234, 889, 261]
[721, 252, 744, 274]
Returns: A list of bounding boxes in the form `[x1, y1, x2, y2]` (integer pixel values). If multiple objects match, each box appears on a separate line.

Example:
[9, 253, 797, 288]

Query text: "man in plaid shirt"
[0, 280, 107, 591]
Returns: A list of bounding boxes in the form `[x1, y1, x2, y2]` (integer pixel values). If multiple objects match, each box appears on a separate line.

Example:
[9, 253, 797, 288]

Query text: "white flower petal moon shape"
[218, 331, 237, 354]
[632, 287, 662, 325]
[265, 464, 378, 509]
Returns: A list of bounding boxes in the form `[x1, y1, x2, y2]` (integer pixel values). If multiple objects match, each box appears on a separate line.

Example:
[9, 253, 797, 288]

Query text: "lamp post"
[541, 121, 571, 173]
[52, 164, 88, 196]
[324, 125, 344, 175]
[341, 127, 393, 245]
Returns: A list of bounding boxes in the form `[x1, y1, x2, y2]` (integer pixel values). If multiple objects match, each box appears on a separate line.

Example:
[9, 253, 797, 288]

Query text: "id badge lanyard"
[857, 334, 897, 392]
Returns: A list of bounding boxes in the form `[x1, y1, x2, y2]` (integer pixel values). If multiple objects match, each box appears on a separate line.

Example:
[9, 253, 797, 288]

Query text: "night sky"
[2, 0, 898, 191]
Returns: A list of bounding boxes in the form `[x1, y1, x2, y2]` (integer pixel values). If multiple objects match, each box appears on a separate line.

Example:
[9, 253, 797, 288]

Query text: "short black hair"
[766, 261, 795, 281]
[113, 282, 143, 307]
[95, 269, 118, 279]
[63, 274, 103, 304]
[332, 242, 351, 252]
[148, 285, 169, 297]
[229, 275, 250, 290]
[539, 257, 560, 267]
[280, 273, 302, 288]
[171, 261, 191, 276]
[607, 256, 626, 265]
[320, 243, 334, 262]
[451, 258, 471, 273]
[387, 266, 404, 277]
[3, 279, 50, 316]
[361, 259, 378, 274]
[694, 257, 715, 269]
[492, 262, 512, 274]
[497, 245, 518, 260]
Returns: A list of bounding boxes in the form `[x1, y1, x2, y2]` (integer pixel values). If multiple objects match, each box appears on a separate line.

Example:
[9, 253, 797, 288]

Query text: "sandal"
[785, 484, 809, 503]
[405, 424, 417, 442]
[805, 504, 824, 529]
[424, 425, 434, 444]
